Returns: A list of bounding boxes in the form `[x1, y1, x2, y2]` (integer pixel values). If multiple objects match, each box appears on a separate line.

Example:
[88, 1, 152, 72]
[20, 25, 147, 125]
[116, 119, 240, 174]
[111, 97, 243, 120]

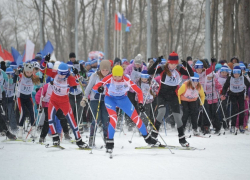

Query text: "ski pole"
[25, 62, 48, 141]
[90, 93, 102, 154]
[143, 112, 174, 154]
[74, 89, 79, 126]
[224, 108, 249, 120]
[184, 60, 214, 129]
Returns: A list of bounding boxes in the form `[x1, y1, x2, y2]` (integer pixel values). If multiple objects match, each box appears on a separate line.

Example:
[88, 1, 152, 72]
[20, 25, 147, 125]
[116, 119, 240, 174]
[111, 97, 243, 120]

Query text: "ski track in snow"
[0, 131, 250, 180]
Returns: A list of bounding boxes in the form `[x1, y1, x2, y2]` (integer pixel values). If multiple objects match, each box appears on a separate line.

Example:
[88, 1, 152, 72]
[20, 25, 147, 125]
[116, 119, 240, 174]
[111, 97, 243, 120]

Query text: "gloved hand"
[211, 57, 217, 64]
[181, 59, 187, 67]
[73, 68, 78, 75]
[0, 100, 2, 105]
[221, 95, 226, 101]
[98, 86, 104, 93]
[156, 56, 163, 64]
[138, 103, 145, 112]
[50, 81, 54, 85]
[80, 96, 88, 107]
[45, 53, 51, 63]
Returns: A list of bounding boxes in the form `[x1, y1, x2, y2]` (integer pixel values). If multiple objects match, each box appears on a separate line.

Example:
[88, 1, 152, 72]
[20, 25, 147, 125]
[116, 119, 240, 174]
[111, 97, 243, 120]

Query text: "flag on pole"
[41, 40, 54, 57]
[25, 39, 35, 62]
[16, 50, 25, 66]
[11, 47, 20, 62]
[0, 45, 6, 61]
[122, 14, 127, 32]
[4, 49, 14, 62]
[115, 12, 122, 31]
[126, 20, 131, 32]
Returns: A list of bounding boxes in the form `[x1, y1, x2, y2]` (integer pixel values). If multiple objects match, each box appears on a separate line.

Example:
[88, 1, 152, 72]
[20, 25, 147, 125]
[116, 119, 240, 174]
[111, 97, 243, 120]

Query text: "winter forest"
[0, 0, 250, 62]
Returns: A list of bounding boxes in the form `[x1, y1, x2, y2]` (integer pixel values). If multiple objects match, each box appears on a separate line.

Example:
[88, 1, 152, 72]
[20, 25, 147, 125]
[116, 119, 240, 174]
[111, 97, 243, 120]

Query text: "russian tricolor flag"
[115, 12, 122, 31]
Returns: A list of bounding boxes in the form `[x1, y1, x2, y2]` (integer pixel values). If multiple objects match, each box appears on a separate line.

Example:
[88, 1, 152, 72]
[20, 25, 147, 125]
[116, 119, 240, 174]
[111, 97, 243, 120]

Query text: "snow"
[1, 130, 250, 180]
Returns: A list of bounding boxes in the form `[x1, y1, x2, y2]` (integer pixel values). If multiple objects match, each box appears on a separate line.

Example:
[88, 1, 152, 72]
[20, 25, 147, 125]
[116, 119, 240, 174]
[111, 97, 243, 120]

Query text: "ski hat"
[90, 59, 97, 65]
[114, 57, 122, 65]
[79, 60, 85, 65]
[69, 52, 76, 58]
[67, 61, 73, 68]
[35, 53, 42, 61]
[161, 58, 167, 65]
[58, 63, 69, 75]
[167, 51, 179, 64]
[187, 56, 192, 61]
[85, 62, 91, 66]
[6, 67, 14, 74]
[100, 60, 111, 71]
[33, 62, 40, 69]
[220, 65, 229, 72]
[207, 72, 214, 78]
[47, 62, 53, 69]
[239, 63, 246, 70]
[233, 66, 241, 74]
[130, 59, 134, 64]
[10, 62, 17, 69]
[122, 59, 129, 65]
[112, 65, 123, 76]
[134, 54, 143, 65]
[215, 64, 222, 72]
[141, 70, 150, 79]
[194, 60, 203, 69]
[191, 72, 199, 82]
[23, 63, 34, 72]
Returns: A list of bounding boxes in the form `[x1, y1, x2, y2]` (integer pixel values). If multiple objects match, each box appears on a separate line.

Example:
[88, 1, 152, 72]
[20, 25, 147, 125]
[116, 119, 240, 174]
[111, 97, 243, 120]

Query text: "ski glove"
[138, 103, 145, 112]
[73, 68, 78, 75]
[80, 96, 88, 108]
[156, 56, 163, 64]
[211, 57, 217, 63]
[45, 53, 51, 63]
[98, 86, 104, 93]
[181, 59, 187, 67]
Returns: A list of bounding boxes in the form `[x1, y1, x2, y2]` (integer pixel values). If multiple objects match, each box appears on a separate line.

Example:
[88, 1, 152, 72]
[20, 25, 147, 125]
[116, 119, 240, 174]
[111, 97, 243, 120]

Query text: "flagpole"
[114, 12, 116, 59]
[120, 14, 123, 59]
[117, 19, 119, 58]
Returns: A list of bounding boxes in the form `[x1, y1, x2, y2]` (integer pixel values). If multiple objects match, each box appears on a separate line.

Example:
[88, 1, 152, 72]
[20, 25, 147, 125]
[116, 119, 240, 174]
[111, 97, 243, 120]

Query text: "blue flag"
[16, 50, 25, 66]
[41, 40, 54, 57]
[11, 47, 20, 62]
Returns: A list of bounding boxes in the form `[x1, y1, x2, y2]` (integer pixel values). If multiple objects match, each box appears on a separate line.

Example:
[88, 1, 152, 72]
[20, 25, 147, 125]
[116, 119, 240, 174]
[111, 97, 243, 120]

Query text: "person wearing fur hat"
[221, 66, 250, 134]
[40, 54, 88, 148]
[92, 65, 158, 152]
[124, 54, 147, 130]
[148, 51, 194, 147]
[230, 56, 239, 64]
[80, 60, 111, 147]
[178, 72, 205, 135]
[16, 62, 40, 139]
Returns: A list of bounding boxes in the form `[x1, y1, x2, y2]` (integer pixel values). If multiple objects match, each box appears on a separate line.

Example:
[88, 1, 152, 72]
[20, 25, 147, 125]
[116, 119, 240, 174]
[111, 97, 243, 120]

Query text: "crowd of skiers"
[0, 51, 249, 152]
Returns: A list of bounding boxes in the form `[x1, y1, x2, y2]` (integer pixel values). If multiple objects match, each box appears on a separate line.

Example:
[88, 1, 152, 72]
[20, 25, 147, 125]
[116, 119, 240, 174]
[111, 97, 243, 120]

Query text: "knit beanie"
[134, 54, 143, 64]
[112, 65, 123, 76]
[100, 60, 111, 71]
[167, 51, 179, 64]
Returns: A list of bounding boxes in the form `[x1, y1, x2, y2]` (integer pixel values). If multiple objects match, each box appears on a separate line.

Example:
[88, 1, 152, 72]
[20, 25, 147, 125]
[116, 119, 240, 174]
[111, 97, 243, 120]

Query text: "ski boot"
[143, 133, 160, 146]
[230, 126, 235, 133]
[193, 129, 200, 136]
[76, 138, 89, 149]
[214, 129, 220, 134]
[6, 130, 17, 140]
[39, 137, 45, 143]
[106, 138, 114, 153]
[52, 134, 60, 146]
[64, 133, 72, 140]
[17, 126, 24, 139]
[239, 126, 245, 134]
[179, 136, 189, 147]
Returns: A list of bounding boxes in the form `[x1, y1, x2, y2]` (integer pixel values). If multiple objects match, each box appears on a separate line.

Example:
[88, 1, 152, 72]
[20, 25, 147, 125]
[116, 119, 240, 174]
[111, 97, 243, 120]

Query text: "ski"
[2, 138, 33, 142]
[193, 135, 211, 138]
[45, 144, 65, 150]
[135, 145, 205, 151]
[76, 147, 91, 150]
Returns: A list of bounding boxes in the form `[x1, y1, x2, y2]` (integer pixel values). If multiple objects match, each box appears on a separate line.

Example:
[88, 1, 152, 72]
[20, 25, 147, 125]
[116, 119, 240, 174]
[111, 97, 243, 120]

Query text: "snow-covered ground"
[1, 129, 250, 180]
